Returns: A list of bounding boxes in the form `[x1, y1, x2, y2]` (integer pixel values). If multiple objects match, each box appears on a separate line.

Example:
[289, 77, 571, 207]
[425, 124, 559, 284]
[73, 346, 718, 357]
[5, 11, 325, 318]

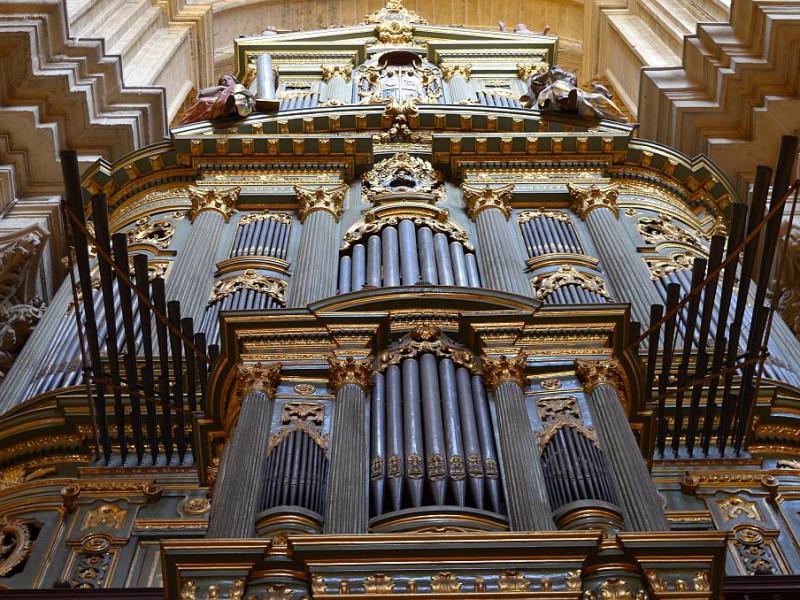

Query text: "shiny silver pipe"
[382, 226, 401, 287]
[398, 219, 420, 285]
[417, 226, 438, 284]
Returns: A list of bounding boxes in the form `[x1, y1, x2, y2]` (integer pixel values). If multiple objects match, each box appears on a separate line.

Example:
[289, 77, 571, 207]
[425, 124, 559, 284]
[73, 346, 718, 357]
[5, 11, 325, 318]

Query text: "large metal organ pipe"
[338, 222, 481, 292]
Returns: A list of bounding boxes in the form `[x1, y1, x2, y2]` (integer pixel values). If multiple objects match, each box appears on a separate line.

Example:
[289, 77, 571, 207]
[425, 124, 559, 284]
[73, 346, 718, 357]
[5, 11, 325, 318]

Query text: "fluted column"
[568, 183, 662, 328]
[575, 358, 670, 531]
[286, 185, 347, 307]
[207, 363, 281, 538]
[320, 64, 353, 105]
[483, 353, 555, 531]
[442, 64, 476, 104]
[461, 184, 531, 297]
[165, 186, 239, 323]
[324, 355, 373, 534]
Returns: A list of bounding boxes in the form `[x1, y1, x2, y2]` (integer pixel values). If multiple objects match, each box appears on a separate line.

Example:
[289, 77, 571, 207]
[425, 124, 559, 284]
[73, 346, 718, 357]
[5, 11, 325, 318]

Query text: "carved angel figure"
[521, 66, 626, 122]
[178, 75, 256, 125]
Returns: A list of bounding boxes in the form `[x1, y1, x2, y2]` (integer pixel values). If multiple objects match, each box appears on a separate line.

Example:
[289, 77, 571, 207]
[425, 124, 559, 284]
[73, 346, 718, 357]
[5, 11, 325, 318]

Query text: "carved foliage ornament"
[0, 517, 34, 577]
[237, 362, 283, 398]
[188, 186, 240, 223]
[430, 572, 462, 593]
[281, 401, 324, 425]
[518, 208, 572, 224]
[362, 152, 444, 202]
[342, 214, 472, 251]
[208, 270, 287, 306]
[482, 352, 527, 389]
[645, 251, 695, 279]
[378, 326, 479, 375]
[567, 183, 620, 220]
[637, 213, 706, 251]
[239, 211, 293, 226]
[575, 358, 624, 395]
[531, 265, 610, 301]
[321, 64, 353, 82]
[461, 183, 515, 221]
[441, 64, 472, 82]
[125, 216, 174, 249]
[295, 184, 348, 223]
[718, 495, 762, 522]
[328, 355, 374, 392]
[362, 0, 427, 46]
[82, 505, 127, 530]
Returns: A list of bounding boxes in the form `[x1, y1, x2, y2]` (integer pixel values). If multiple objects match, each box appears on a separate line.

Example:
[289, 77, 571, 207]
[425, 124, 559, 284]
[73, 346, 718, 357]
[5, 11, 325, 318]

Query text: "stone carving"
[328, 355, 374, 391]
[430, 572, 461, 593]
[281, 401, 324, 425]
[637, 213, 705, 251]
[718, 495, 762, 521]
[364, 573, 395, 594]
[178, 75, 255, 125]
[125, 216, 175, 249]
[645, 251, 695, 279]
[482, 353, 527, 389]
[362, 152, 444, 203]
[520, 66, 626, 121]
[82, 504, 127, 530]
[0, 517, 34, 577]
[208, 270, 286, 305]
[295, 184, 348, 223]
[568, 183, 620, 220]
[530, 265, 610, 301]
[461, 183, 515, 221]
[188, 186, 240, 222]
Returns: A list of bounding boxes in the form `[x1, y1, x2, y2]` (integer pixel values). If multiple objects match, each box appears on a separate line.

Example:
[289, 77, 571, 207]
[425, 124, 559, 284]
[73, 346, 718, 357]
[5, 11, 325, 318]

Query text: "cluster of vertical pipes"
[369, 353, 503, 516]
[338, 221, 481, 292]
[229, 213, 292, 258]
[279, 90, 319, 111]
[476, 91, 522, 108]
[260, 430, 329, 516]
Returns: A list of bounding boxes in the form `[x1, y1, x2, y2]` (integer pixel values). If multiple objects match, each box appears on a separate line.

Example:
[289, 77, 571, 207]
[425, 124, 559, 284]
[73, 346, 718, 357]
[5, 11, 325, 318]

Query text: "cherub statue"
[178, 75, 256, 125]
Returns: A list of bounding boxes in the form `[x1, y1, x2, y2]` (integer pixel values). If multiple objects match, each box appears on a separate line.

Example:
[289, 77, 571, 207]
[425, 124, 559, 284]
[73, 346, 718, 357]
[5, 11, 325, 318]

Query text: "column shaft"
[474, 210, 531, 297]
[324, 383, 369, 533]
[286, 210, 339, 307]
[585, 383, 669, 531]
[325, 76, 351, 104]
[207, 390, 274, 537]
[493, 381, 555, 531]
[447, 75, 476, 104]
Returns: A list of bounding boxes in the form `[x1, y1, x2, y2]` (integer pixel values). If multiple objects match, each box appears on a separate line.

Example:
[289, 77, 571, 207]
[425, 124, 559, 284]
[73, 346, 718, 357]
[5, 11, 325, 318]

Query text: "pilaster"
[321, 64, 353, 105]
[442, 64, 475, 104]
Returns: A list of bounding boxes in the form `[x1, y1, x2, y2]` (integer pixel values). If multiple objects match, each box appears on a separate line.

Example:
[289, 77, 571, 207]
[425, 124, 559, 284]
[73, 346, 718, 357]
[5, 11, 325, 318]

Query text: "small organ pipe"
[402, 357, 425, 507]
[449, 242, 469, 286]
[398, 220, 420, 285]
[420, 353, 448, 505]
[371, 372, 387, 515]
[386, 365, 404, 511]
[382, 226, 401, 287]
[417, 227, 438, 284]
[438, 358, 466, 506]
[465, 253, 481, 287]
[470, 375, 501, 513]
[455, 367, 484, 509]
[352, 244, 366, 291]
[367, 235, 382, 287]
[433, 233, 455, 285]
[338, 256, 352, 294]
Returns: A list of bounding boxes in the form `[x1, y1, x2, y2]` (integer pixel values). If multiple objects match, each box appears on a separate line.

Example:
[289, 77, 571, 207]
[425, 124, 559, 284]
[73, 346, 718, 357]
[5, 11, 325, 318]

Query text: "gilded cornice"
[568, 182, 620, 220]
[461, 183, 515, 221]
[482, 352, 527, 389]
[295, 184, 348, 223]
[574, 358, 624, 395]
[328, 355, 374, 392]
[188, 186, 240, 222]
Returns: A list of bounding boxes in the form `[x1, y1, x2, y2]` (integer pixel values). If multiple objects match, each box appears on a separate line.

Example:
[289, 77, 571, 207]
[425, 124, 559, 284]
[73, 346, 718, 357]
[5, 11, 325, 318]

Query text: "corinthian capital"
[321, 64, 353, 82]
[574, 358, 624, 394]
[482, 352, 527, 389]
[567, 183, 619, 221]
[441, 64, 472, 82]
[237, 362, 283, 397]
[295, 184, 348, 223]
[328, 355, 374, 392]
[461, 183, 515, 221]
[188, 186, 240, 222]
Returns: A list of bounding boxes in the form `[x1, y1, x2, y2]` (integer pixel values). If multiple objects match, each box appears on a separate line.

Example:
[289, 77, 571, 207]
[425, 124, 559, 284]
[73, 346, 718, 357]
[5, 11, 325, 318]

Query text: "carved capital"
[517, 62, 549, 82]
[237, 362, 283, 398]
[188, 186, 240, 222]
[461, 183, 515, 221]
[575, 358, 624, 394]
[295, 184, 348, 223]
[328, 355, 374, 392]
[441, 64, 472, 82]
[482, 352, 527, 389]
[567, 183, 619, 220]
[321, 64, 353, 83]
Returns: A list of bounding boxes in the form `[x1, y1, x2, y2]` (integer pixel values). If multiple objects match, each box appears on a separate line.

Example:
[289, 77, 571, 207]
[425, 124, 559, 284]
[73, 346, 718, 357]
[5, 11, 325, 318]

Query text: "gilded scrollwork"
[498, 571, 530, 592]
[537, 416, 599, 453]
[430, 572, 461, 593]
[342, 214, 472, 251]
[530, 265, 610, 301]
[0, 464, 57, 491]
[268, 420, 329, 455]
[361, 152, 444, 203]
[239, 212, 293, 226]
[378, 327, 480, 375]
[188, 186, 240, 223]
[281, 401, 324, 425]
[536, 396, 581, 423]
[82, 504, 127, 530]
[362, 0, 427, 46]
[0, 517, 34, 577]
[125, 215, 175, 249]
[321, 64, 353, 83]
[207, 270, 287, 306]
[718, 495, 762, 522]
[461, 183, 515, 221]
[645, 251, 695, 279]
[518, 208, 572, 224]
[295, 184, 348, 223]
[482, 352, 527, 389]
[568, 183, 620, 220]
[441, 64, 472, 82]
[358, 59, 440, 104]
[178, 497, 211, 516]
[364, 573, 395, 594]
[638, 213, 706, 251]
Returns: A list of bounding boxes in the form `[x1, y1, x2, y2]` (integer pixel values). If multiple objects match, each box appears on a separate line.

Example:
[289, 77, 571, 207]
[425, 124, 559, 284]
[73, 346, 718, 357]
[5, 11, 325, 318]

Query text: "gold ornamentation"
[777, 458, 800, 469]
[539, 378, 562, 390]
[531, 265, 610, 301]
[541, 578, 552, 592]
[498, 571, 530, 592]
[126, 216, 175, 249]
[718, 495, 762, 521]
[188, 186, 240, 223]
[0, 517, 33, 577]
[328, 355, 374, 392]
[343, 214, 471, 251]
[518, 208, 572, 224]
[482, 353, 527, 389]
[537, 417, 599, 452]
[361, 152, 444, 203]
[645, 251, 695, 279]
[461, 183, 515, 221]
[407, 453, 424, 479]
[362, 0, 427, 46]
[180, 580, 196, 600]
[83, 505, 127, 530]
[517, 62, 549, 82]
[536, 396, 580, 423]
[239, 212, 293, 226]
[207, 270, 287, 306]
[565, 571, 582, 591]
[568, 183, 620, 220]
[644, 570, 668, 592]
[281, 401, 324, 425]
[230, 579, 245, 600]
[374, 97, 430, 144]
[312, 576, 327, 595]
[575, 358, 624, 395]
[293, 383, 316, 395]
[441, 64, 472, 82]
[637, 213, 705, 251]
[237, 362, 283, 398]
[427, 454, 446, 481]
[430, 572, 461, 593]
[378, 333, 479, 375]
[295, 184, 348, 223]
[207, 585, 220, 600]
[364, 574, 395, 594]
[693, 571, 710, 592]
[178, 497, 211, 516]
[265, 584, 294, 599]
[598, 578, 634, 600]
[0, 464, 57, 491]
[321, 64, 353, 82]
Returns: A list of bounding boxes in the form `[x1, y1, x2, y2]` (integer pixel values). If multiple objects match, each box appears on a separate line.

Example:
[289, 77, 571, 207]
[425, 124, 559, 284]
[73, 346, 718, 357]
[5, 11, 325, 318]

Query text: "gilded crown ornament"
[328, 355, 375, 392]
[295, 184, 348, 223]
[188, 186, 241, 222]
[362, 0, 427, 46]
[482, 352, 528, 389]
[461, 183, 515, 221]
[567, 182, 620, 220]
[574, 358, 624, 394]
